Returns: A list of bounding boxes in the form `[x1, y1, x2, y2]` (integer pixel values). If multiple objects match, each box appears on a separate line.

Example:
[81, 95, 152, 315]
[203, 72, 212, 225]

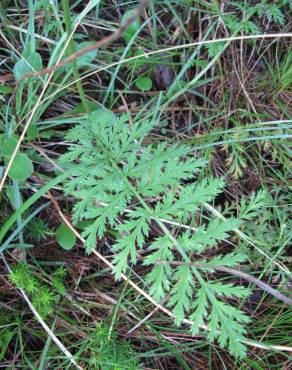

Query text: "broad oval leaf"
[76, 41, 98, 67]
[56, 223, 76, 250]
[132, 49, 148, 69]
[2, 136, 19, 158]
[121, 10, 141, 43]
[13, 51, 42, 81]
[90, 108, 117, 127]
[6, 185, 17, 209]
[8, 153, 34, 181]
[0, 85, 14, 94]
[26, 125, 39, 141]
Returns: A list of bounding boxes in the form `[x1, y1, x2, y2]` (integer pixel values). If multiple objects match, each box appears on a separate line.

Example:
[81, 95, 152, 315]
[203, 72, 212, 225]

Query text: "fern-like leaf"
[62, 109, 258, 357]
[168, 265, 194, 325]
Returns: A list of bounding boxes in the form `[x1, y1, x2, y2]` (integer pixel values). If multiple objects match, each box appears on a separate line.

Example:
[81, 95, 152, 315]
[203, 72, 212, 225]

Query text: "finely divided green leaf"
[62, 112, 256, 357]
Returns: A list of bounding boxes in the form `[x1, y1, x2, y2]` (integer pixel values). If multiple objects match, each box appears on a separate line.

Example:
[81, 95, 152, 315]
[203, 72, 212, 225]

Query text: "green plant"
[25, 216, 51, 242]
[87, 322, 140, 369]
[60, 109, 269, 357]
[1, 0, 291, 367]
[0, 135, 34, 182]
[226, 1, 289, 32]
[0, 321, 16, 363]
[239, 186, 291, 264]
[55, 222, 76, 250]
[9, 263, 67, 318]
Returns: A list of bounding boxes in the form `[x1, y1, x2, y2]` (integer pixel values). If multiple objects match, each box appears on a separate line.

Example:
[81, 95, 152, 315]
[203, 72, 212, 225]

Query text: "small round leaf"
[56, 223, 76, 250]
[135, 76, 152, 91]
[2, 136, 19, 158]
[89, 108, 117, 127]
[7, 153, 33, 181]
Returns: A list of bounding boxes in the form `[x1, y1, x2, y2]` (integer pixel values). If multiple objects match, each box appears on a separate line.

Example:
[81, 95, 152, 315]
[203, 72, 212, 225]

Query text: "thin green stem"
[12, 181, 26, 260]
